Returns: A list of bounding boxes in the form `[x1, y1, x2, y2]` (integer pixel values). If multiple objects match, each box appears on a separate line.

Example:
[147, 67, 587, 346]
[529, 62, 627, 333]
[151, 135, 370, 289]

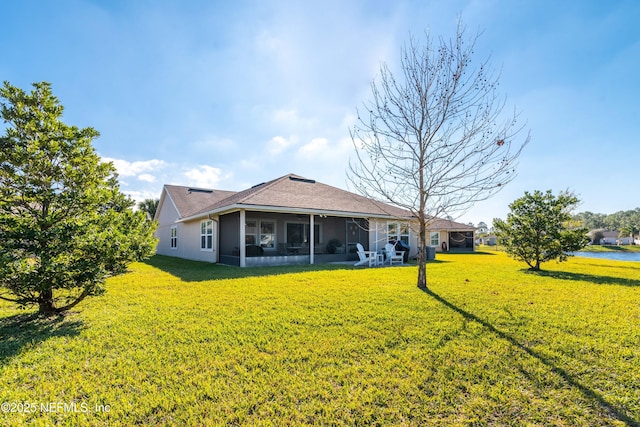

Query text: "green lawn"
[1, 253, 638, 426]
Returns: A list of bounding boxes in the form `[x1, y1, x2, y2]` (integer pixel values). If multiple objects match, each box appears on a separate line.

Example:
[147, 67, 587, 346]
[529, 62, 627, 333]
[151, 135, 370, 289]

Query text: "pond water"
[571, 251, 640, 262]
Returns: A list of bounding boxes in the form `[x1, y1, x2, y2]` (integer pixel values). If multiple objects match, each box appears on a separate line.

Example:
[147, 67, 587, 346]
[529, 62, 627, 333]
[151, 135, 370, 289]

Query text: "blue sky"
[2, 0, 638, 226]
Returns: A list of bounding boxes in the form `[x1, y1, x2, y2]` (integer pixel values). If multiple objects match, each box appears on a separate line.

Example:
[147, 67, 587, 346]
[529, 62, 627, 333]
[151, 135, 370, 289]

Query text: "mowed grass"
[0, 253, 638, 426]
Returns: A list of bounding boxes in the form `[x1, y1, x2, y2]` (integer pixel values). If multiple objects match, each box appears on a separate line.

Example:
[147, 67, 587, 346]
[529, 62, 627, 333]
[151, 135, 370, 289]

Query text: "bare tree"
[348, 22, 529, 289]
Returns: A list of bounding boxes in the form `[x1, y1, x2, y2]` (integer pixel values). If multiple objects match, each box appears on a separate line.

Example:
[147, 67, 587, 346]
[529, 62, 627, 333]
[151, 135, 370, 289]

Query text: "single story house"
[599, 231, 619, 245]
[618, 236, 634, 245]
[154, 174, 475, 267]
[595, 230, 635, 245]
[480, 234, 498, 246]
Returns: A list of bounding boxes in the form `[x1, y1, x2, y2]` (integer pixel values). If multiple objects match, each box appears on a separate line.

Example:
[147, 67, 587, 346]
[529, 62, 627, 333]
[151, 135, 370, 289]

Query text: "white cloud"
[298, 137, 328, 157]
[184, 165, 225, 189]
[138, 173, 156, 183]
[104, 158, 166, 177]
[267, 135, 296, 155]
[122, 190, 161, 205]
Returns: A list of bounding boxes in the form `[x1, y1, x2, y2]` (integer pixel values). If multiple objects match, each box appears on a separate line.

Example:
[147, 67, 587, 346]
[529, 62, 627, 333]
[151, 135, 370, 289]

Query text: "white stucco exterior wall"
[154, 192, 218, 263]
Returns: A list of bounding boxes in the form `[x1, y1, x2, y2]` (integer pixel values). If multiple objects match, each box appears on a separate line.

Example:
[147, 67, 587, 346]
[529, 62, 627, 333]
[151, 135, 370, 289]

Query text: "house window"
[246, 219, 276, 249]
[260, 221, 275, 249]
[430, 232, 440, 246]
[388, 222, 410, 244]
[200, 220, 213, 251]
[245, 220, 257, 245]
[286, 223, 321, 245]
[170, 226, 177, 249]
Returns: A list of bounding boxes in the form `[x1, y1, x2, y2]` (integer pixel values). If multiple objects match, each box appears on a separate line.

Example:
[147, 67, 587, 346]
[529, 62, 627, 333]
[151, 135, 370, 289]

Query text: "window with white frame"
[170, 226, 177, 249]
[200, 220, 213, 251]
[245, 220, 257, 245]
[245, 219, 276, 249]
[430, 232, 440, 246]
[260, 221, 275, 249]
[388, 222, 410, 244]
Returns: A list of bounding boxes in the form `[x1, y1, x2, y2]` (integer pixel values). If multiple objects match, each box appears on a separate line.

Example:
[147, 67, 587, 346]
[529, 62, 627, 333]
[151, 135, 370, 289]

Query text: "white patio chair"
[384, 243, 404, 265]
[354, 243, 377, 267]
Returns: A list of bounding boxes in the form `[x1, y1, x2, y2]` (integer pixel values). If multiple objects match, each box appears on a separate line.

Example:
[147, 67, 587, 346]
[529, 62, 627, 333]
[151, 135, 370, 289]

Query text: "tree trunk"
[417, 215, 428, 289]
[54, 288, 91, 313]
[417, 255, 427, 289]
[37, 288, 56, 314]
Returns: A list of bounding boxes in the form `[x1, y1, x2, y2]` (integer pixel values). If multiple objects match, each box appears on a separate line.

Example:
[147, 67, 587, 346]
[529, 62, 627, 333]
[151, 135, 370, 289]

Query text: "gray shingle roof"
[426, 217, 476, 231]
[166, 174, 413, 220]
[163, 185, 237, 219]
[162, 174, 476, 230]
[208, 174, 412, 217]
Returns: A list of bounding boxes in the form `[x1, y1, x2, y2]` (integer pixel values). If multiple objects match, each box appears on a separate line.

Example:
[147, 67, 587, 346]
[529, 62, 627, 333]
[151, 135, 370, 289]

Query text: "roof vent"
[188, 188, 213, 194]
[251, 182, 266, 189]
[289, 176, 316, 184]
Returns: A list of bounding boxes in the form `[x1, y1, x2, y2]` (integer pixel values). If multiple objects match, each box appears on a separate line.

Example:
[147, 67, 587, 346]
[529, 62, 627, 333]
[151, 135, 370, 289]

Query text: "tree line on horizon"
[573, 208, 640, 236]
[474, 208, 639, 237]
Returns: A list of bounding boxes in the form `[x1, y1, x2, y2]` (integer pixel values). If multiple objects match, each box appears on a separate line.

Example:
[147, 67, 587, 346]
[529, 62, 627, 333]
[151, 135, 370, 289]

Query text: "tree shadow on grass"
[577, 262, 640, 271]
[143, 255, 430, 282]
[0, 313, 83, 366]
[144, 255, 362, 282]
[421, 287, 639, 427]
[446, 250, 498, 256]
[526, 269, 640, 287]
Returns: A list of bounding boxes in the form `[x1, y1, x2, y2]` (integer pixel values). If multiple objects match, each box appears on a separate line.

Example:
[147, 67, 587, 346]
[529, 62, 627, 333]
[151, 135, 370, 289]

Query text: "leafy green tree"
[138, 198, 159, 219]
[0, 81, 157, 314]
[494, 190, 589, 271]
[573, 211, 607, 230]
[619, 224, 636, 240]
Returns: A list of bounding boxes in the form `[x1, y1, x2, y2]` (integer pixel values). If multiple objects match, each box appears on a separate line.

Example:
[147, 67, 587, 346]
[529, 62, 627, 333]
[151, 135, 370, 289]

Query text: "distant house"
[154, 174, 475, 267]
[618, 236, 634, 245]
[595, 230, 634, 245]
[481, 234, 497, 246]
[426, 218, 476, 252]
[597, 231, 618, 245]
